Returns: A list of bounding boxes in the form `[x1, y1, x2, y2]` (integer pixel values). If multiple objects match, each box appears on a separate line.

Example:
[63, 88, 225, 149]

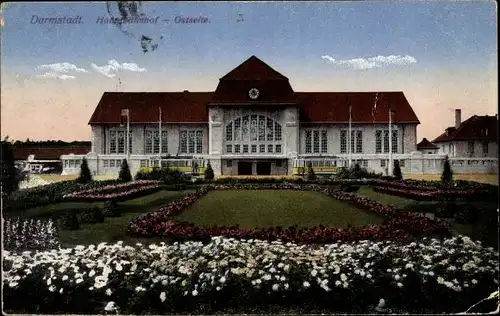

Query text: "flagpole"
[348, 104, 352, 168]
[126, 110, 130, 161]
[388, 108, 392, 176]
[159, 107, 162, 165]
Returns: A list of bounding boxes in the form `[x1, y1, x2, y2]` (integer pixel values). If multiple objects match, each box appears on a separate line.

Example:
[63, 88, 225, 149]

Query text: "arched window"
[225, 115, 283, 154]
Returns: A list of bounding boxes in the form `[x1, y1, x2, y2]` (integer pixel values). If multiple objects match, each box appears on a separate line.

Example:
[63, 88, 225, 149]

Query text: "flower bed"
[63, 180, 163, 202]
[4, 218, 60, 251]
[128, 184, 450, 243]
[371, 186, 478, 201]
[4, 180, 122, 212]
[3, 236, 498, 314]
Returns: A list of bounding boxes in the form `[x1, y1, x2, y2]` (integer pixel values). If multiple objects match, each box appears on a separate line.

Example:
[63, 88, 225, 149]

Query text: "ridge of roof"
[219, 55, 289, 80]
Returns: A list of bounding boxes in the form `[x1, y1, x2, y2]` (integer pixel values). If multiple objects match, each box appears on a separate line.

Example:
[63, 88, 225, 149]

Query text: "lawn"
[357, 186, 497, 247]
[8, 189, 195, 247]
[175, 190, 384, 229]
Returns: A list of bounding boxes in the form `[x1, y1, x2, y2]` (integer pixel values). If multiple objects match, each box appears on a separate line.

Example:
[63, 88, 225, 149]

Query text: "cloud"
[90, 59, 147, 78]
[35, 62, 88, 80]
[321, 55, 417, 70]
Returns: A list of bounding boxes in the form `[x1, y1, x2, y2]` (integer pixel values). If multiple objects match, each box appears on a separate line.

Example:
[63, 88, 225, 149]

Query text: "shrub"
[441, 155, 453, 184]
[341, 184, 361, 193]
[76, 158, 92, 183]
[74, 207, 105, 224]
[306, 162, 317, 181]
[102, 200, 121, 217]
[204, 162, 215, 180]
[119, 159, 132, 182]
[393, 160, 402, 180]
[1, 140, 24, 197]
[60, 212, 79, 230]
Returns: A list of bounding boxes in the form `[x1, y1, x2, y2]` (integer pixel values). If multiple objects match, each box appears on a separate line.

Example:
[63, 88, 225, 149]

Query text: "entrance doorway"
[256, 161, 271, 175]
[237, 161, 252, 175]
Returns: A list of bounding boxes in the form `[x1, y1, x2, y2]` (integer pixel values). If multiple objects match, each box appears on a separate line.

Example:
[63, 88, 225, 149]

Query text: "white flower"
[135, 286, 146, 292]
[340, 273, 347, 282]
[471, 279, 478, 285]
[269, 267, 276, 273]
[263, 274, 272, 281]
[160, 292, 166, 302]
[49, 285, 56, 292]
[104, 301, 117, 312]
[394, 275, 401, 281]
[272, 283, 279, 291]
[311, 269, 318, 277]
[303, 281, 310, 288]
[59, 288, 64, 294]
[9, 282, 18, 288]
[62, 275, 69, 281]
[397, 282, 403, 288]
[335, 280, 341, 286]
[216, 286, 221, 291]
[219, 276, 226, 283]
[76, 278, 83, 284]
[106, 288, 112, 296]
[192, 289, 198, 296]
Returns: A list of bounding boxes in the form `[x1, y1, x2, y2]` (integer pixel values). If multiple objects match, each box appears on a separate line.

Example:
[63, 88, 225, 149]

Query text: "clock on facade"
[248, 88, 259, 100]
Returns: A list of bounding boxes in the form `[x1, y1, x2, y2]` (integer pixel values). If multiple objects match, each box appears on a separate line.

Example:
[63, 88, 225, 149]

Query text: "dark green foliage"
[75, 207, 105, 224]
[441, 155, 453, 184]
[76, 158, 92, 183]
[192, 162, 199, 176]
[393, 160, 403, 180]
[135, 168, 190, 184]
[60, 212, 79, 230]
[336, 166, 382, 180]
[119, 159, 132, 182]
[341, 184, 361, 193]
[102, 200, 121, 217]
[204, 162, 215, 180]
[306, 162, 317, 181]
[1, 139, 24, 197]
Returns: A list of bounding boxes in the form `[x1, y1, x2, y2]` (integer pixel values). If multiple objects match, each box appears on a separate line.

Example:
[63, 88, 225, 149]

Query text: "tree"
[204, 161, 214, 180]
[441, 155, 453, 184]
[1, 138, 23, 196]
[119, 159, 132, 182]
[393, 160, 403, 180]
[77, 158, 92, 183]
[306, 162, 317, 181]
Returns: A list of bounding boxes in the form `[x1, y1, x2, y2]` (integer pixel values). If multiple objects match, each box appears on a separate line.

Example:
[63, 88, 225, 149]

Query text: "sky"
[0, 1, 497, 142]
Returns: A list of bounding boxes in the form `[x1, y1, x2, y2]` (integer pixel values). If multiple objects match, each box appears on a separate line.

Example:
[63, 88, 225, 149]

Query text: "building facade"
[61, 56, 498, 176]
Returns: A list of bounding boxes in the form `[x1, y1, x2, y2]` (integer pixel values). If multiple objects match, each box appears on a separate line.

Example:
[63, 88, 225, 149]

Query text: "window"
[69, 160, 75, 168]
[362, 160, 368, 168]
[350, 130, 355, 153]
[153, 131, 160, 154]
[380, 159, 386, 167]
[305, 131, 312, 153]
[161, 131, 168, 153]
[356, 131, 363, 153]
[226, 124, 233, 141]
[116, 160, 122, 167]
[266, 118, 274, 141]
[268, 144, 273, 153]
[468, 141, 474, 154]
[258, 116, 266, 141]
[226, 144, 232, 153]
[140, 160, 148, 167]
[275, 124, 282, 141]
[226, 160, 232, 168]
[276, 160, 282, 167]
[235, 144, 240, 153]
[243, 144, 249, 153]
[251, 144, 257, 153]
[375, 131, 382, 153]
[145, 131, 153, 154]
[103, 160, 109, 168]
[64, 160, 69, 168]
[196, 131, 203, 153]
[313, 131, 320, 153]
[145, 129, 166, 154]
[110, 160, 115, 168]
[391, 130, 398, 153]
[483, 141, 489, 154]
[110, 131, 117, 153]
[259, 144, 265, 153]
[117, 131, 125, 154]
[340, 130, 347, 153]
[180, 130, 203, 154]
[383, 131, 389, 153]
[321, 130, 328, 153]
[399, 160, 405, 167]
[275, 144, 282, 153]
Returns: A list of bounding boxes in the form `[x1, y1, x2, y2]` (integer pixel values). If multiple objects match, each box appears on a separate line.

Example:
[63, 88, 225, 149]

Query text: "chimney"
[455, 109, 461, 129]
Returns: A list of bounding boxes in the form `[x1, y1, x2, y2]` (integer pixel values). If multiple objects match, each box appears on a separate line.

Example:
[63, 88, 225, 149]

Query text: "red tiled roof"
[89, 92, 213, 124]
[219, 56, 289, 80]
[13, 146, 91, 161]
[88, 56, 420, 124]
[296, 92, 419, 123]
[417, 138, 439, 149]
[432, 115, 498, 142]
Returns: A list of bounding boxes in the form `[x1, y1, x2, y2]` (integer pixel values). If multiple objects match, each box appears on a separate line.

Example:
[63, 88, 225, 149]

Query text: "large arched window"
[225, 115, 282, 154]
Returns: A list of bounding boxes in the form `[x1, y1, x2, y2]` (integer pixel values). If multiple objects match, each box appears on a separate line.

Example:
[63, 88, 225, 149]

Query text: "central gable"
[211, 56, 297, 105]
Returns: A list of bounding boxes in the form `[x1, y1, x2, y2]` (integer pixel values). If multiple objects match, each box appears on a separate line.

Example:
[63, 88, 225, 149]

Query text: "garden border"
[128, 183, 451, 243]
